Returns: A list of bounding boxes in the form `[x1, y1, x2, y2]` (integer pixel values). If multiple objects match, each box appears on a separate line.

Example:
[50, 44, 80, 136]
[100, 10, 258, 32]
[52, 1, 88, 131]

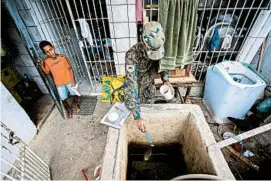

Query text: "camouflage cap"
[143, 21, 165, 60]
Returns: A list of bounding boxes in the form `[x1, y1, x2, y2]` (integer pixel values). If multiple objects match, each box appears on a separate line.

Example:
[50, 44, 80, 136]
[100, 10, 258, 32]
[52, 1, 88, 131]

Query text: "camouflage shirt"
[124, 42, 169, 120]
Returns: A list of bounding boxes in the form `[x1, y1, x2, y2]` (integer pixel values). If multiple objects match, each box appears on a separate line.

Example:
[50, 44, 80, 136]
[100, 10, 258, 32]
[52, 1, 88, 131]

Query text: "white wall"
[1, 82, 37, 176]
[106, 0, 137, 75]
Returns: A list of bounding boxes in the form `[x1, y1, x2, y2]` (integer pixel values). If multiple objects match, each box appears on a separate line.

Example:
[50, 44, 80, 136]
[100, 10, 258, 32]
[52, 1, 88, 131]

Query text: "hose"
[171, 174, 222, 180]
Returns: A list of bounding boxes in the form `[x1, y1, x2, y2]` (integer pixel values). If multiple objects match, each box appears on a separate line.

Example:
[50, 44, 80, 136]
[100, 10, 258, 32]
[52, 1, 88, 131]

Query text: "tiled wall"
[106, 0, 137, 75]
[6, 15, 49, 94]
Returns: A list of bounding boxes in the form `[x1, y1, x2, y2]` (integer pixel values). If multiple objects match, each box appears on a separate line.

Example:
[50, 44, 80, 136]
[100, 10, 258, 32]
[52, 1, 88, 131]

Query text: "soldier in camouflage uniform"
[124, 22, 171, 132]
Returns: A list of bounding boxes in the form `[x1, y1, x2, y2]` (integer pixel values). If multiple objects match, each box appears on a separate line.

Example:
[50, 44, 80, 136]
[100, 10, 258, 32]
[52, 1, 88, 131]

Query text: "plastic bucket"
[160, 85, 174, 100]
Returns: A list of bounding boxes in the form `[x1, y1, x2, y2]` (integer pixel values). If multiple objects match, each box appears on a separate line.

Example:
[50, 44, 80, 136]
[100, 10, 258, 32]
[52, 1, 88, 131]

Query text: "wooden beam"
[209, 116, 271, 150]
[213, 135, 260, 171]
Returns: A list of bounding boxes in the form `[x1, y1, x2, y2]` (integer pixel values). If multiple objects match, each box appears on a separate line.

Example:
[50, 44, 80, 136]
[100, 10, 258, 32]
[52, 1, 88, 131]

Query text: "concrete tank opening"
[127, 143, 187, 180]
[100, 104, 235, 180]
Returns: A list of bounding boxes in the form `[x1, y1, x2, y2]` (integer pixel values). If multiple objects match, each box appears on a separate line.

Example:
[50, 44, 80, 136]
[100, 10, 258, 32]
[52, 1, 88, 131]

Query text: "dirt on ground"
[190, 98, 271, 180]
[29, 97, 111, 180]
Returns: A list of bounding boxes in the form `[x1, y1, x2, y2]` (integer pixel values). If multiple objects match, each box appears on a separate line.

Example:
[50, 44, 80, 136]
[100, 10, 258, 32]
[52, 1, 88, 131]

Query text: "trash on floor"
[243, 150, 254, 157]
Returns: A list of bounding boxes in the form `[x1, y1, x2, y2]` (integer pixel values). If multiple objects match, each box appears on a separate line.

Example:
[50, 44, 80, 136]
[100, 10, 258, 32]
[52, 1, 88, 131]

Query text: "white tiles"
[115, 39, 130, 52]
[115, 64, 126, 75]
[128, 5, 136, 22]
[111, 5, 128, 22]
[114, 52, 126, 64]
[106, 0, 135, 5]
[112, 23, 130, 38]
[106, 0, 137, 75]
[129, 23, 137, 38]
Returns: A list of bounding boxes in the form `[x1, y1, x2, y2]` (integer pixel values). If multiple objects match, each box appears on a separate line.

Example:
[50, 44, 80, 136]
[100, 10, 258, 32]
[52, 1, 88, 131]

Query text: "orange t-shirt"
[44, 55, 73, 86]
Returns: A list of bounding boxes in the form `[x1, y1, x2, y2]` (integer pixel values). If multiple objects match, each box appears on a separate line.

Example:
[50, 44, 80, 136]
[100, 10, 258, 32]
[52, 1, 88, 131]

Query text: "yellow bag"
[102, 75, 126, 103]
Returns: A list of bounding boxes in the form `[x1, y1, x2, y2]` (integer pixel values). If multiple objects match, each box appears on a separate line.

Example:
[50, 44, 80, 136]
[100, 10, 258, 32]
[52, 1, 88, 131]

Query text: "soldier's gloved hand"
[137, 119, 146, 133]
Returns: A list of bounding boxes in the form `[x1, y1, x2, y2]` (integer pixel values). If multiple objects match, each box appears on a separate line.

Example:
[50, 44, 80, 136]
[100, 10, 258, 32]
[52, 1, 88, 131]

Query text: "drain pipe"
[171, 174, 222, 180]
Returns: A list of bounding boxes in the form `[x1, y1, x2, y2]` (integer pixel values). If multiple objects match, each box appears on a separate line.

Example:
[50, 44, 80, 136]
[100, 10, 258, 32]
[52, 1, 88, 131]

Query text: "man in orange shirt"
[39, 41, 80, 118]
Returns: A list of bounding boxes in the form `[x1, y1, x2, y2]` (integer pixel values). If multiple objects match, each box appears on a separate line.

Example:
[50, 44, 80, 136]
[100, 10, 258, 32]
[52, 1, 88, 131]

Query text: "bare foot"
[75, 105, 81, 113]
[68, 109, 73, 119]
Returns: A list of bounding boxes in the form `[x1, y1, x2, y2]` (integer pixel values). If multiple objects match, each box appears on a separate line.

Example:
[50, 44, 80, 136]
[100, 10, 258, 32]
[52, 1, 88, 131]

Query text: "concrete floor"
[29, 97, 111, 180]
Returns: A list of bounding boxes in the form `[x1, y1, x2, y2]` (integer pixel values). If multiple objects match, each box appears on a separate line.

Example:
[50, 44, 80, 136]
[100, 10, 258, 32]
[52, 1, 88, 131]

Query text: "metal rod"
[74, 17, 109, 21]
[207, 0, 235, 68]
[198, 0, 225, 81]
[64, 0, 97, 92]
[0, 124, 50, 172]
[1, 145, 48, 180]
[97, 0, 115, 76]
[236, 0, 271, 59]
[198, 7, 270, 10]
[194, 0, 218, 79]
[79, 0, 103, 89]
[56, 0, 86, 79]
[90, 0, 110, 76]
[1, 134, 49, 175]
[79, 0, 102, 91]
[48, 0, 84, 80]
[193, 0, 209, 76]
[126, 0, 131, 49]
[1, 157, 35, 180]
[0, 171, 17, 181]
[109, 0, 121, 74]
[150, 0, 153, 21]
[209, 122, 271, 150]
[228, 0, 263, 60]
[213, 0, 241, 66]
[52, 2, 84, 80]
[42, 0, 80, 81]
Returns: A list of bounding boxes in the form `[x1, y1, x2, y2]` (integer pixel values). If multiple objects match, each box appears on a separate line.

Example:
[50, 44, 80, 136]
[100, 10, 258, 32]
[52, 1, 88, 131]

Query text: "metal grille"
[143, 0, 271, 81]
[1, 123, 50, 180]
[65, 0, 117, 93]
[12, 0, 86, 82]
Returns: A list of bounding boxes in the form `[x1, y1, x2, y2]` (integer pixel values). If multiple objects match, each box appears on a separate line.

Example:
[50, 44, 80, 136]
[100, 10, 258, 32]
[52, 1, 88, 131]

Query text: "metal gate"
[1, 122, 50, 180]
[143, 0, 271, 81]
[9, 0, 115, 94]
[64, 0, 116, 93]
